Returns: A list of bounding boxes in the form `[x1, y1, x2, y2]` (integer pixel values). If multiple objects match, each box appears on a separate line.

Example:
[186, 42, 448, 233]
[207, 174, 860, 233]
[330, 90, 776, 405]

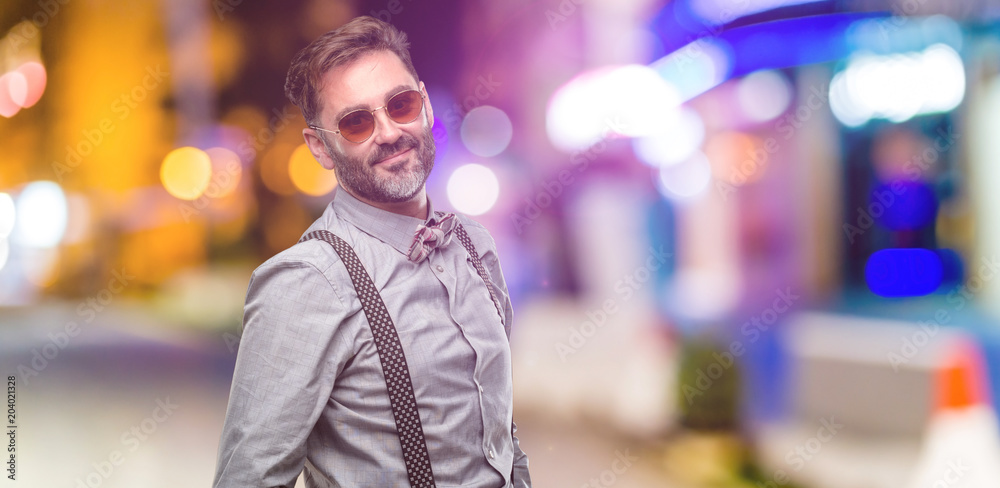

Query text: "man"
[212, 16, 531, 488]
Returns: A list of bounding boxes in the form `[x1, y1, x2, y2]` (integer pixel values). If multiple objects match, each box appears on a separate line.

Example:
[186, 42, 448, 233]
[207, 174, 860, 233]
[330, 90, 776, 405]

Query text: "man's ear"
[420, 81, 434, 128]
[302, 128, 337, 171]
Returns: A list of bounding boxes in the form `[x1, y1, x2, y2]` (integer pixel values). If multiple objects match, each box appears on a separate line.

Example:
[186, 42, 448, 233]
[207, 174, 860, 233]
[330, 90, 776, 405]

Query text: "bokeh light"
[5, 70, 28, 107]
[0, 71, 26, 117]
[632, 107, 705, 168]
[737, 70, 793, 122]
[656, 151, 712, 201]
[161, 147, 213, 200]
[447, 163, 500, 215]
[288, 144, 338, 197]
[704, 131, 768, 185]
[830, 44, 965, 127]
[13, 181, 68, 248]
[461, 105, 513, 157]
[922, 44, 967, 112]
[865, 248, 944, 297]
[828, 70, 868, 127]
[546, 64, 681, 151]
[15, 61, 46, 108]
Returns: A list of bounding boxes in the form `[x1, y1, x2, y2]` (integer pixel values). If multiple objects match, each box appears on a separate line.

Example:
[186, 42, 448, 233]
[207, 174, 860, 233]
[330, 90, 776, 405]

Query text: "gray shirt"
[213, 188, 530, 488]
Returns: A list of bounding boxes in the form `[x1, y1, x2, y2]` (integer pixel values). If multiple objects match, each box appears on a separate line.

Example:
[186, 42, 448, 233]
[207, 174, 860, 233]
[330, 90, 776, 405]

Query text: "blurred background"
[3, 0, 1000, 486]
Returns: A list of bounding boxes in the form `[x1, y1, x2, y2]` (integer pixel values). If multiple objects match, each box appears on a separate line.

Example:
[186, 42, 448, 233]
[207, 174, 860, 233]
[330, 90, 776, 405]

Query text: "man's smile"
[373, 146, 414, 166]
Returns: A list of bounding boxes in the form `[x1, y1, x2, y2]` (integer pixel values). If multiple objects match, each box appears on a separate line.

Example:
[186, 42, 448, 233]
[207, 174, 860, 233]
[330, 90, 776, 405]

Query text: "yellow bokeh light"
[288, 144, 337, 197]
[161, 147, 212, 200]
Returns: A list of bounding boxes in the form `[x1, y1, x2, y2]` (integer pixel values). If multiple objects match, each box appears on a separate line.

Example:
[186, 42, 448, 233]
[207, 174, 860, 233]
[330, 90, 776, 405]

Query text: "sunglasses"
[310, 89, 426, 144]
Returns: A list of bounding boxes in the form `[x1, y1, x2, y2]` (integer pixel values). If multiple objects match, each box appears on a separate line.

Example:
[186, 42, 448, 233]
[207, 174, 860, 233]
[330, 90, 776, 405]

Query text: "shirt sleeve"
[213, 257, 347, 488]
[511, 420, 532, 487]
[481, 239, 532, 487]
[495, 262, 531, 487]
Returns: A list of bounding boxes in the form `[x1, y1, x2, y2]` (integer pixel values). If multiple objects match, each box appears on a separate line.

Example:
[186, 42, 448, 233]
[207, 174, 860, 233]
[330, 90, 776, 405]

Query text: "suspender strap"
[299, 230, 436, 488]
[436, 212, 505, 325]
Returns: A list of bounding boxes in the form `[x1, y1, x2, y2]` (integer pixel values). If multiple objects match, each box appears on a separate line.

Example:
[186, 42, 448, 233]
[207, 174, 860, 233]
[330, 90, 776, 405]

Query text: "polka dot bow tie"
[407, 213, 457, 263]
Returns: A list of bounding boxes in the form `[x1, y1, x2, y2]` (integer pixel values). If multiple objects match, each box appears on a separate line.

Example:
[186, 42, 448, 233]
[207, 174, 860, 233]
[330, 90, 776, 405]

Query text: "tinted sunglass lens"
[339, 111, 375, 142]
[386, 91, 423, 123]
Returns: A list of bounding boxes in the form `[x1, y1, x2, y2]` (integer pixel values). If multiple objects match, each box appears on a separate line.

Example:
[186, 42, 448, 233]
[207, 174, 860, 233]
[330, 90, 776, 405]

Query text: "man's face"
[305, 50, 436, 204]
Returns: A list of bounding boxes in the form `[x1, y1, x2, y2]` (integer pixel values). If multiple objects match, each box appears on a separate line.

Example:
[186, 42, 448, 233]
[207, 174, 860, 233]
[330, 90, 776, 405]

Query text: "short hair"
[284, 16, 420, 125]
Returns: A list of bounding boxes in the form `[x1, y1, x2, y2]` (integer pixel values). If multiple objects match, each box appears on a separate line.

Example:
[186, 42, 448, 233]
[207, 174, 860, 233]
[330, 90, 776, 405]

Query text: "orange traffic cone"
[908, 338, 1000, 488]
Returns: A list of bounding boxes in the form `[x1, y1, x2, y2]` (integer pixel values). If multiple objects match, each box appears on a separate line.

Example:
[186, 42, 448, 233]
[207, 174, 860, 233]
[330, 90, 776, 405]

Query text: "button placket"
[431, 246, 495, 456]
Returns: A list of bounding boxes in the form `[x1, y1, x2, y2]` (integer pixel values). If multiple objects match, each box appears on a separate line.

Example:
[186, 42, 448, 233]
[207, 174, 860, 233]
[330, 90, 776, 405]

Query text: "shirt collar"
[332, 187, 438, 256]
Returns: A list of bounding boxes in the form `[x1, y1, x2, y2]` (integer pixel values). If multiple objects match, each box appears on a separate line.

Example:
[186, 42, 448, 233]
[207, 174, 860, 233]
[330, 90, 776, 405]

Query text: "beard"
[320, 126, 436, 204]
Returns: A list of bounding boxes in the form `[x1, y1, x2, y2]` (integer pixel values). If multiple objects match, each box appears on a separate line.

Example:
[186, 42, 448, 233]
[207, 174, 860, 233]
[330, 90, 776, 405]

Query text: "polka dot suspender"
[300, 229, 436, 488]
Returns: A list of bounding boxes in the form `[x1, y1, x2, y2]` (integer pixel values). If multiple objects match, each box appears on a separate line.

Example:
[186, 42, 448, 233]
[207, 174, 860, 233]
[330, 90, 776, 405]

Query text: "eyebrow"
[333, 84, 416, 121]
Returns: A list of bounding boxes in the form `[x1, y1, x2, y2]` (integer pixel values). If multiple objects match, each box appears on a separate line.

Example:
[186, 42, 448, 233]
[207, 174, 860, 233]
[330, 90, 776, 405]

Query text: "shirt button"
[489, 449, 495, 459]
[435, 265, 444, 272]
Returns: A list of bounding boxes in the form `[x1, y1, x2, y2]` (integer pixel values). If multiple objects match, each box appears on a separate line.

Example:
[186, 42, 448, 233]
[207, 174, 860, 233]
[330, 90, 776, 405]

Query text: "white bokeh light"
[632, 107, 705, 167]
[447, 164, 500, 216]
[5, 70, 28, 107]
[461, 105, 513, 157]
[546, 64, 681, 152]
[14, 181, 68, 248]
[737, 70, 793, 122]
[830, 44, 966, 127]
[922, 44, 966, 112]
[656, 151, 712, 201]
[828, 71, 870, 127]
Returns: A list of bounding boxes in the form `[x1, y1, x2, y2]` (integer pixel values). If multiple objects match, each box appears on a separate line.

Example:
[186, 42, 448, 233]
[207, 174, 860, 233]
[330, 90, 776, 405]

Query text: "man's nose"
[371, 108, 403, 145]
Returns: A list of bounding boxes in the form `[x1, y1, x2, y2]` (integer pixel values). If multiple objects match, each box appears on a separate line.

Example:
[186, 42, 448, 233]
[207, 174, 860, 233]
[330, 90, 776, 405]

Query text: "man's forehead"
[319, 51, 417, 106]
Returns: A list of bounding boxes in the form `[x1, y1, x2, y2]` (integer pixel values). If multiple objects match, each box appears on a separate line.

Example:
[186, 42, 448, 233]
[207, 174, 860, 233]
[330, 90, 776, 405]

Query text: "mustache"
[368, 135, 420, 166]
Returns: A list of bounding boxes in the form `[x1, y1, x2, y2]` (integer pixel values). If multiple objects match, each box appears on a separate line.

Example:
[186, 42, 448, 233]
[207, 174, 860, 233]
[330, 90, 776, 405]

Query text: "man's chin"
[349, 171, 426, 204]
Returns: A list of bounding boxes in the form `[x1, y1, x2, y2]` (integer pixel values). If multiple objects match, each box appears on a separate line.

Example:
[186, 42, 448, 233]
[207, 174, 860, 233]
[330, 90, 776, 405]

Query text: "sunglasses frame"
[309, 88, 427, 144]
